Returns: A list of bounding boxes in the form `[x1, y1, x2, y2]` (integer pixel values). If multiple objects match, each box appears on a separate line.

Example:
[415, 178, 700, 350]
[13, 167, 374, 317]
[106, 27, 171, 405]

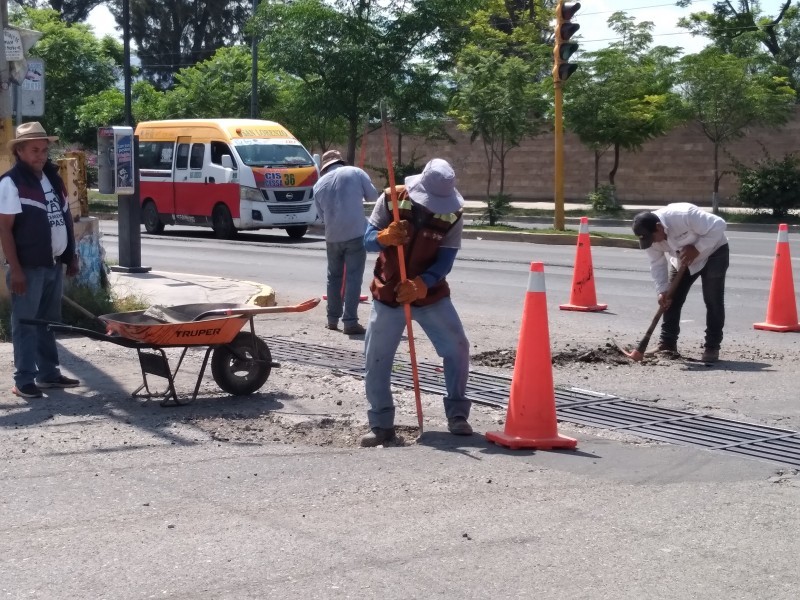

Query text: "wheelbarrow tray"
[24, 297, 320, 406]
[100, 298, 320, 346]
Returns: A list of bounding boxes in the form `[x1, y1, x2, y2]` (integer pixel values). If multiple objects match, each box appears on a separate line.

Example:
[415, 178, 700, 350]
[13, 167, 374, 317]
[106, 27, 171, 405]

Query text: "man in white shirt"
[632, 203, 729, 363]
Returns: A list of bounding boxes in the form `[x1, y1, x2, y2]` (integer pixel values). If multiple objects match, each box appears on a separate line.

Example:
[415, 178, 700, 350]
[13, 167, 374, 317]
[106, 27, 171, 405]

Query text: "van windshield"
[232, 140, 314, 168]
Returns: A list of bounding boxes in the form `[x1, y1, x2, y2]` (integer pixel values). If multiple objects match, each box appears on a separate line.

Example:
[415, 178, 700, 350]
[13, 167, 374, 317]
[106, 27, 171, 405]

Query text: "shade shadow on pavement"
[0, 342, 291, 450]
[417, 430, 600, 461]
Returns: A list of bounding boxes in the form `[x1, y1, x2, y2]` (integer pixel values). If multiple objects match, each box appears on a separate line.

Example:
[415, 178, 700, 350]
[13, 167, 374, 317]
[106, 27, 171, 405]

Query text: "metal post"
[553, 82, 565, 231]
[250, 0, 259, 118]
[113, 135, 149, 273]
[122, 0, 132, 126]
[0, 0, 15, 174]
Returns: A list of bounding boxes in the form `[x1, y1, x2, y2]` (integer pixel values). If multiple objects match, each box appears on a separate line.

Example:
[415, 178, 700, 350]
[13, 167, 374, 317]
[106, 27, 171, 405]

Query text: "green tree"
[677, 1, 800, 89]
[77, 81, 166, 133]
[160, 47, 277, 119]
[253, 0, 480, 163]
[108, 0, 251, 89]
[564, 12, 681, 196]
[677, 47, 796, 212]
[12, 7, 122, 145]
[449, 0, 551, 215]
[15, 0, 103, 23]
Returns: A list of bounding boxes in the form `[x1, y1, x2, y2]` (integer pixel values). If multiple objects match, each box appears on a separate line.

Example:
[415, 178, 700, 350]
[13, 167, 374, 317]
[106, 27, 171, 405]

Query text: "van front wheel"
[212, 204, 236, 239]
[285, 225, 307, 239]
[142, 201, 164, 234]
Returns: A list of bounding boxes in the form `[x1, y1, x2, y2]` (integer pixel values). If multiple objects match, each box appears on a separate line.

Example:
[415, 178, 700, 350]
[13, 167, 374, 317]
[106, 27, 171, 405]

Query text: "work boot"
[325, 321, 339, 331]
[360, 427, 396, 447]
[343, 323, 366, 335]
[447, 417, 474, 436]
[36, 375, 80, 388]
[654, 340, 679, 357]
[701, 347, 719, 363]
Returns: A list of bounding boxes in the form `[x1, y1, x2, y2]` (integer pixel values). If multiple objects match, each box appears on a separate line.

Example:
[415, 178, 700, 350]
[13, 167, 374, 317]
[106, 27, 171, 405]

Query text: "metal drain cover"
[266, 337, 800, 468]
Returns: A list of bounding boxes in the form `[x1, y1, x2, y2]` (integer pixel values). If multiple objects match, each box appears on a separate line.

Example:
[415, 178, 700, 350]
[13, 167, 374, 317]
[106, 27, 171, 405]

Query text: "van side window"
[176, 143, 190, 170]
[190, 143, 205, 170]
[139, 141, 174, 170]
[210, 141, 237, 169]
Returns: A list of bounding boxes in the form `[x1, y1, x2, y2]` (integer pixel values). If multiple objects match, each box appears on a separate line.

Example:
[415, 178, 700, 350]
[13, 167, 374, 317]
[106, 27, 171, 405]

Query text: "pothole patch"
[190, 412, 419, 448]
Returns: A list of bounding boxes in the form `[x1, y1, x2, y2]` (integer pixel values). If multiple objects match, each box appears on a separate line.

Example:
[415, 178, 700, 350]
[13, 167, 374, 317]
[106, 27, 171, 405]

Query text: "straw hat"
[8, 121, 58, 151]
[320, 149, 345, 172]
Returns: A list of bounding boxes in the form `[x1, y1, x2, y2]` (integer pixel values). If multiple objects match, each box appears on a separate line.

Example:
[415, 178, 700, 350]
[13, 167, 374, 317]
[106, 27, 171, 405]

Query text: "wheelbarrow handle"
[20, 318, 144, 348]
[193, 297, 322, 321]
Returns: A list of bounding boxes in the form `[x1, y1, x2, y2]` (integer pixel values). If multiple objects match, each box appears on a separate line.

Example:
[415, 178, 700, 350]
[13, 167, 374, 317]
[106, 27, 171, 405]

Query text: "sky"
[86, 1, 792, 56]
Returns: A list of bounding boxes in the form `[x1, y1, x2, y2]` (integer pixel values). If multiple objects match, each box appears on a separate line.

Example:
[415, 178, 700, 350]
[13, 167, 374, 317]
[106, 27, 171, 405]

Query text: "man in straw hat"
[360, 158, 471, 446]
[0, 121, 80, 398]
[313, 149, 380, 335]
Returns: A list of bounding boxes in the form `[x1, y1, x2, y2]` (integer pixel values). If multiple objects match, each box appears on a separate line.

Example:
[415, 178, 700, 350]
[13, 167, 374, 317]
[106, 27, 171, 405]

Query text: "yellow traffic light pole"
[554, 80, 565, 231]
[553, 1, 580, 231]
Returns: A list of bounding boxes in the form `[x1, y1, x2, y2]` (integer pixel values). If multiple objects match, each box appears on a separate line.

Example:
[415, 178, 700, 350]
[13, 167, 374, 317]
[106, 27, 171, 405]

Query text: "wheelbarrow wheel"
[211, 333, 271, 396]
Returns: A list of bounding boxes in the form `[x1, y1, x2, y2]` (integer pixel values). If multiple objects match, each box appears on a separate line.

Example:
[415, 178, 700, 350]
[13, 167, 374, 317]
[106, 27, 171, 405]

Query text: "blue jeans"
[7, 264, 65, 387]
[364, 298, 470, 429]
[661, 243, 729, 350]
[325, 236, 367, 326]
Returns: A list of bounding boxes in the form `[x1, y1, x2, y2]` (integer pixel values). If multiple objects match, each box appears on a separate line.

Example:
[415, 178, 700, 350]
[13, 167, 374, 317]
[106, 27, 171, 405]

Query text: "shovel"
[617, 264, 688, 362]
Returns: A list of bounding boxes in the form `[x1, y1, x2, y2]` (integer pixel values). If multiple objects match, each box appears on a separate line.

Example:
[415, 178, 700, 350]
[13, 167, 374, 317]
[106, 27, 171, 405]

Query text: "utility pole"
[250, 0, 259, 118]
[552, 1, 581, 231]
[0, 0, 14, 174]
[122, 0, 132, 126]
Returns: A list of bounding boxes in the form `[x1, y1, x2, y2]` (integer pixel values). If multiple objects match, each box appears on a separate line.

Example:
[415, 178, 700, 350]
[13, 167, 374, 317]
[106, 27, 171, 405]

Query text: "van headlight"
[240, 186, 265, 202]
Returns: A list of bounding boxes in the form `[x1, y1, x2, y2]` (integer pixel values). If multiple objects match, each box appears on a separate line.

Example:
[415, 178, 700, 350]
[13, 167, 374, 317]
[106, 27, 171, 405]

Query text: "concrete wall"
[355, 106, 800, 205]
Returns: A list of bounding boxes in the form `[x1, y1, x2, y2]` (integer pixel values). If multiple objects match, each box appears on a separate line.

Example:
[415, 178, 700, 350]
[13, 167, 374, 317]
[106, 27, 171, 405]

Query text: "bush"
[733, 152, 800, 218]
[586, 185, 621, 214]
[481, 193, 512, 226]
[0, 283, 148, 343]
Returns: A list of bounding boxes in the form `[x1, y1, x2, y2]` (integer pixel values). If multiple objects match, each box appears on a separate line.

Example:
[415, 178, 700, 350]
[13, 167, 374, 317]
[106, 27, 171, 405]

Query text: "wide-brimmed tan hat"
[320, 149, 345, 172]
[404, 158, 464, 214]
[8, 121, 58, 151]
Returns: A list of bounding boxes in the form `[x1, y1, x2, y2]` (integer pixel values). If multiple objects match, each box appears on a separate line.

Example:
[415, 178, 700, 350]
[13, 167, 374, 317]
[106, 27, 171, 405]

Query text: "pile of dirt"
[471, 342, 672, 368]
[190, 412, 419, 448]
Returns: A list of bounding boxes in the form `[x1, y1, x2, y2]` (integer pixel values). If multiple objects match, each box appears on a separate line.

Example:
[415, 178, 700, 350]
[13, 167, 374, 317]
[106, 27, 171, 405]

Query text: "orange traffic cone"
[754, 223, 800, 332]
[559, 217, 607, 312]
[486, 262, 578, 450]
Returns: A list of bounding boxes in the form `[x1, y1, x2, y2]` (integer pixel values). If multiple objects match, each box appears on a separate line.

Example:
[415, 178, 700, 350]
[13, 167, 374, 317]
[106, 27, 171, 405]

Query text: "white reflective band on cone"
[778, 229, 789, 243]
[527, 271, 546, 293]
[579, 220, 589, 234]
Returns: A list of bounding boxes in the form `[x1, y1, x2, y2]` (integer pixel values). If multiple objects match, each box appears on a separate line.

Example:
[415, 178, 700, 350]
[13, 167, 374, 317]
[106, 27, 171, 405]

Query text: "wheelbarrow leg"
[189, 347, 214, 404]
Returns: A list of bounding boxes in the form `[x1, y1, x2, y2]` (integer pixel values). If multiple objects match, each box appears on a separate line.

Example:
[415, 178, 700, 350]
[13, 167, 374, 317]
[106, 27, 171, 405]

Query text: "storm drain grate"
[266, 337, 800, 468]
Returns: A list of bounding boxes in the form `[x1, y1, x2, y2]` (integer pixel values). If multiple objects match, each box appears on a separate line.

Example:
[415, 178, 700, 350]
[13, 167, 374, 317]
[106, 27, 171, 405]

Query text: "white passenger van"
[135, 119, 319, 239]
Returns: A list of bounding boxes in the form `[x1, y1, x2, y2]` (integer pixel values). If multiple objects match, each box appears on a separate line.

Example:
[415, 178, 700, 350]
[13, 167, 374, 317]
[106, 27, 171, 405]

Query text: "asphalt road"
[99, 221, 796, 352]
[2, 221, 799, 599]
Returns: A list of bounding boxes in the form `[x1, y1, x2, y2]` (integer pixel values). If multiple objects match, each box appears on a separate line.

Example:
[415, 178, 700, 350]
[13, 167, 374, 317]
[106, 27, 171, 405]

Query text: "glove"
[377, 220, 410, 247]
[395, 276, 428, 304]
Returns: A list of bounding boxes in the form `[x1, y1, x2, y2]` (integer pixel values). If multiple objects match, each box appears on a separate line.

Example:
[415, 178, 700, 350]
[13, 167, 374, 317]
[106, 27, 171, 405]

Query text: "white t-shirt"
[0, 173, 68, 258]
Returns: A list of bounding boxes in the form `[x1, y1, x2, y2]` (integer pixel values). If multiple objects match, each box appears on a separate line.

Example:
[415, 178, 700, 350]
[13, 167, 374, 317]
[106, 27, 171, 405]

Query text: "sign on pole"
[4, 29, 23, 61]
[20, 58, 44, 117]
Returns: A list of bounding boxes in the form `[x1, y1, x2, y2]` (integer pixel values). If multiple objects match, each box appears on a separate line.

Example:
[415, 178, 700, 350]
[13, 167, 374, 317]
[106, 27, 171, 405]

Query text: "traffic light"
[553, 1, 581, 83]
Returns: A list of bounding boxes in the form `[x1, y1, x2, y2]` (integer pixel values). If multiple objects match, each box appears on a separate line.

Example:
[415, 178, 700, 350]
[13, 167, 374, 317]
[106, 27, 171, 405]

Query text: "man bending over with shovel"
[632, 203, 729, 363]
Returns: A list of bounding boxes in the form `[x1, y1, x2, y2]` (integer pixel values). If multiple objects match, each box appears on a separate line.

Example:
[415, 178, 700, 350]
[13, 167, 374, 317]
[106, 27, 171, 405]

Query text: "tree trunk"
[397, 131, 403, 165]
[712, 142, 721, 215]
[594, 149, 600, 191]
[346, 116, 358, 164]
[499, 136, 505, 196]
[609, 143, 620, 186]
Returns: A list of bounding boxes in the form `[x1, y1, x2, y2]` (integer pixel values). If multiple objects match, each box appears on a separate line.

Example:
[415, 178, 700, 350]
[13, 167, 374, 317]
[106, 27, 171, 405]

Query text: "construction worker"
[632, 203, 729, 362]
[361, 158, 471, 447]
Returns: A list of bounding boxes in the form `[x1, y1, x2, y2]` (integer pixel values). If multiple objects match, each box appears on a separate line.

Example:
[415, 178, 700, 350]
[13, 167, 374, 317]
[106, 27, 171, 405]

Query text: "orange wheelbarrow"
[24, 298, 319, 406]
